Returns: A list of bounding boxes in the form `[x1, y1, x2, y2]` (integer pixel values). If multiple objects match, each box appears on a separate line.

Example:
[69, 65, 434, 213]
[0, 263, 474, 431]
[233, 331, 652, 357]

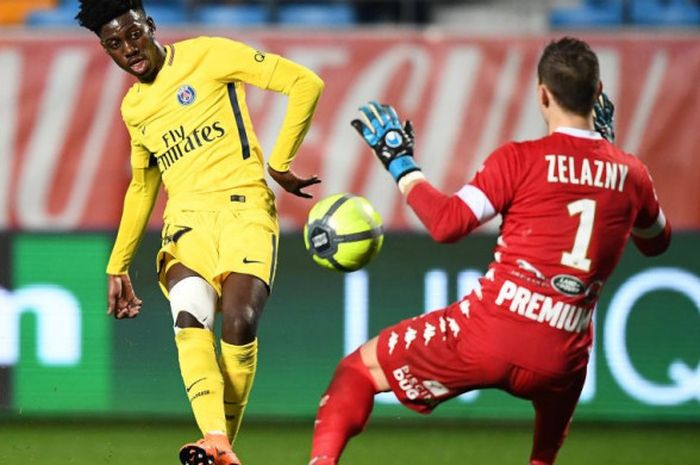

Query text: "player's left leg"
[309, 337, 389, 465]
[215, 205, 278, 447]
[218, 272, 269, 445]
[528, 369, 586, 465]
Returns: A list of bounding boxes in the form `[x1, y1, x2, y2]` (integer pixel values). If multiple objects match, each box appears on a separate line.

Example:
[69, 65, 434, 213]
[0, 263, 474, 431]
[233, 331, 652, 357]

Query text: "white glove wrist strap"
[398, 171, 426, 195]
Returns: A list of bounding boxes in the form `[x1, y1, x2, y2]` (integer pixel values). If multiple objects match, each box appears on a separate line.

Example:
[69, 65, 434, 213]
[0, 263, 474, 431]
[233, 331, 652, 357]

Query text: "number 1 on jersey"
[561, 199, 596, 272]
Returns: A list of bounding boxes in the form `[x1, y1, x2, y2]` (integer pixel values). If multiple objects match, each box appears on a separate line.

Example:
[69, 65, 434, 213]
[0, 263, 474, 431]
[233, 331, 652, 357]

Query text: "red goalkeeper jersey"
[407, 127, 670, 375]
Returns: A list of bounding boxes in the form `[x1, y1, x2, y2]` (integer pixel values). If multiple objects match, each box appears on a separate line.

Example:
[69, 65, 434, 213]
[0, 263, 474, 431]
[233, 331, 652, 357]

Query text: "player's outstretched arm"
[630, 163, 672, 256]
[593, 91, 615, 143]
[264, 57, 325, 198]
[631, 212, 672, 256]
[407, 182, 482, 243]
[351, 101, 481, 242]
[267, 165, 320, 199]
[350, 100, 423, 193]
[105, 165, 161, 317]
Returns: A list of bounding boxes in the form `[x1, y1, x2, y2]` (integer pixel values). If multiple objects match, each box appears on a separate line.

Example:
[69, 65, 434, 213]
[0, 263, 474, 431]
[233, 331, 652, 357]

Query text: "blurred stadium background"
[1, 0, 699, 463]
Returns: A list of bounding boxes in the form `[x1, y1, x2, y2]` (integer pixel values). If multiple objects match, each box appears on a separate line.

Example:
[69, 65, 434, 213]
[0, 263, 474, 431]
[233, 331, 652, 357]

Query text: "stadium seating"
[549, 0, 700, 28]
[25, 0, 191, 27]
[21, 0, 700, 29]
[145, 0, 188, 4]
[549, 0, 626, 28]
[630, 0, 700, 26]
[140, 5, 189, 26]
[195, 4, 270, 27]
[25, 5, 77, 27]
[277, 3, 356, 27]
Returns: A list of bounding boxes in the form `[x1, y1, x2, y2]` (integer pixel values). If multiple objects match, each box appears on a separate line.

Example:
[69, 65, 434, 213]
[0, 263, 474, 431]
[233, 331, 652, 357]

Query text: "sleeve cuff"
[632, 209, 667, 239]
[398, 171, 426, 194]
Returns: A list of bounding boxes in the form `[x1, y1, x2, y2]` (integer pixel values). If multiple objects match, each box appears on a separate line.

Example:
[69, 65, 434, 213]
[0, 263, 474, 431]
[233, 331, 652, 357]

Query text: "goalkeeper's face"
[99, 10, 163, 83]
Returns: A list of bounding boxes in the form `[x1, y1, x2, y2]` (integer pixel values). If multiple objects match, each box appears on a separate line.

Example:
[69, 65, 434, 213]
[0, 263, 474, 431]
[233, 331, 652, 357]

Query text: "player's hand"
[107, 274, 142, 319]
[351, 101, 420, 182]
[593, 92, 615, 143]
[267, 166, 321, 199]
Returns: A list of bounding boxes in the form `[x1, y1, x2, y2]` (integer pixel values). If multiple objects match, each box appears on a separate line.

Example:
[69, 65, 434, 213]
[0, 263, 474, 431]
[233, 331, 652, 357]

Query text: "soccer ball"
[304, 193, 384, 272]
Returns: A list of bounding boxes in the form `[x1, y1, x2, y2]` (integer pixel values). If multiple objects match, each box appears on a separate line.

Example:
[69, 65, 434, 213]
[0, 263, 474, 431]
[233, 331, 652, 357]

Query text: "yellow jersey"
[107, 36, 324, 274]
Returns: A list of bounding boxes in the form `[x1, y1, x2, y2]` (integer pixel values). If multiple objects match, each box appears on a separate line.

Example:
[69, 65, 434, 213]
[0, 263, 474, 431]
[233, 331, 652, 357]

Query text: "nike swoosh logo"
[186, 377, 206, 393]
[243, 257, 263, 264]
[163, 226, 192, 245]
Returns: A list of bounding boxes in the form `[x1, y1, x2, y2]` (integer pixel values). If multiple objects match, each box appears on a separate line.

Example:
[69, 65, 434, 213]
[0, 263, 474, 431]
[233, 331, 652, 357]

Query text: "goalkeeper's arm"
[631, 207, 672, 257]
[406, 181, 481, 243]
[351, 100, 480, 243]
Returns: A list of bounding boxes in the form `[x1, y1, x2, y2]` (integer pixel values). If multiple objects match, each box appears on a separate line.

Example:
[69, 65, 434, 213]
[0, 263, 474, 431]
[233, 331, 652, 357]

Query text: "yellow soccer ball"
[304, 193, 384, 272]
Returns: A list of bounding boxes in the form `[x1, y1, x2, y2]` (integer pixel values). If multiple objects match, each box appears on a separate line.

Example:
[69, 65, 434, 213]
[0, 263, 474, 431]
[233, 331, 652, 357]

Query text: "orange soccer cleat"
[179, 433, 241, 465]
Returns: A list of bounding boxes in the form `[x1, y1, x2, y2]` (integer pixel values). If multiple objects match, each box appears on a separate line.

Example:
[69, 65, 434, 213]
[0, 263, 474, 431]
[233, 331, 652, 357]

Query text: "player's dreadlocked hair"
[75, 0, 146, 35]
[537, 37, 600, 117]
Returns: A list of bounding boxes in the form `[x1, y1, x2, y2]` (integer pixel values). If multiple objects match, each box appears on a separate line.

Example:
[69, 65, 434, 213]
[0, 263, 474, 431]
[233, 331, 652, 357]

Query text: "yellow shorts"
[156, 204, 279, 298]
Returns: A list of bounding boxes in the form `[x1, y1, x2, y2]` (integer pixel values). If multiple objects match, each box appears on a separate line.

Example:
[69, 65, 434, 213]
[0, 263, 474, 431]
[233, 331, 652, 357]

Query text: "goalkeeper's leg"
[529, 369, 586, 465]
[309, 339, 388, 465]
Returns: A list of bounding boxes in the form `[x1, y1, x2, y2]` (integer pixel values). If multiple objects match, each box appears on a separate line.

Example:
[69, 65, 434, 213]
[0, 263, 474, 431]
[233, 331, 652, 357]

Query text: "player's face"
[99, 10, 163, 83]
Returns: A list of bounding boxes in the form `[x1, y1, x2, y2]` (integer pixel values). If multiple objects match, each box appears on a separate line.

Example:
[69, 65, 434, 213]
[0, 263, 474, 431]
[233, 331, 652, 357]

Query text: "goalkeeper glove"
[351, 101, 421, 183]
[593, 92, 615, 143]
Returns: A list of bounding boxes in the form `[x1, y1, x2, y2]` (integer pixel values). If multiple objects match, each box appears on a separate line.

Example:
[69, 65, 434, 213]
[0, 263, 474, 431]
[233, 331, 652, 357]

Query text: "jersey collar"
[555, 127, 603, 140]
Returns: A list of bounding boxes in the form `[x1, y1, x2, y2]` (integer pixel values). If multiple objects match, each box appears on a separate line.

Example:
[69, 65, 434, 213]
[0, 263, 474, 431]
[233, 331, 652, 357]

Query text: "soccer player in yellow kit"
[76, 1, 324, 464]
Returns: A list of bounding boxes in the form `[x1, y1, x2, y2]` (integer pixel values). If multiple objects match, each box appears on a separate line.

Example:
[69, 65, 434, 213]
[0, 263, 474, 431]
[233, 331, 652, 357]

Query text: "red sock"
[309, 349, 378, 464]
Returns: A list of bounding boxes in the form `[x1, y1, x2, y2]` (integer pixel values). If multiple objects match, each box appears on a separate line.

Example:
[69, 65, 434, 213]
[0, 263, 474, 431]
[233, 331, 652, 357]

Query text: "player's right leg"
[179, 433, 241, 465]
[309, 338, 389, 465]
[165, 262, 232, 465]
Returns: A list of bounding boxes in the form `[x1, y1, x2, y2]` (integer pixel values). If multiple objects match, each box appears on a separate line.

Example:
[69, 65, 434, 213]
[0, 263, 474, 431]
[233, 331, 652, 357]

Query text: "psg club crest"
[176, 85, 196, 106]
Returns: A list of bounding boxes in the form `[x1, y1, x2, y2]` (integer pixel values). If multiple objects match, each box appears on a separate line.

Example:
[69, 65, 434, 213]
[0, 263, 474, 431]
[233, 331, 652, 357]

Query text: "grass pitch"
[1, 419, 698, 464]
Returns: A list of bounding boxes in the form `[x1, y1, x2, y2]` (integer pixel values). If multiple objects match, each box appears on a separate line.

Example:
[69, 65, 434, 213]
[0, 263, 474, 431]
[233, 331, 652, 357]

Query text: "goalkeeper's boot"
[179, 434, 241, 465]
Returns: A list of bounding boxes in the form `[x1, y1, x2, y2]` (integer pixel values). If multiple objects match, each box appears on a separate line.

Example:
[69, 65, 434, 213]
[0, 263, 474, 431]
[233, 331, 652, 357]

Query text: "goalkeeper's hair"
[75, 0, 146, 35]
[537, 37, 600, 117]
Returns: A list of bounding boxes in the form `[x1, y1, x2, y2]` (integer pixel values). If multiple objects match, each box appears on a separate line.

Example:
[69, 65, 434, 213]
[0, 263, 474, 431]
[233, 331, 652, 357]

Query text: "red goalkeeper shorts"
[376, 299, 585, 413]
[376, 299, 586, 464]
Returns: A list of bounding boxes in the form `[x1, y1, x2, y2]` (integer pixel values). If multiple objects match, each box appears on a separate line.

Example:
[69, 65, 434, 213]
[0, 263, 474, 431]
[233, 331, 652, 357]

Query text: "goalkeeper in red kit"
[309, 37, 671, 465]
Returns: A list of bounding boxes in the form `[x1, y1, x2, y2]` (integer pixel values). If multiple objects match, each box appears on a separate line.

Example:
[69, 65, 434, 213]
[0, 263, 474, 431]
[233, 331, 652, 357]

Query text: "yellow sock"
[175, 328, 226, 436]
[220, 338, 258, 444]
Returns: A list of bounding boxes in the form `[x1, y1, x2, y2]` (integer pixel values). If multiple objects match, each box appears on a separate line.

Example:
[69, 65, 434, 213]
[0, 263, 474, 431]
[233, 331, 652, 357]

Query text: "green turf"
[1, 420, 698, 464]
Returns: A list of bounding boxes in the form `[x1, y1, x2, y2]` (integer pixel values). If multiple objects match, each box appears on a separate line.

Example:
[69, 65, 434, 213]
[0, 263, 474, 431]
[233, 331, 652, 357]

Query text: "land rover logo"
[551, 274, 585, 296]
